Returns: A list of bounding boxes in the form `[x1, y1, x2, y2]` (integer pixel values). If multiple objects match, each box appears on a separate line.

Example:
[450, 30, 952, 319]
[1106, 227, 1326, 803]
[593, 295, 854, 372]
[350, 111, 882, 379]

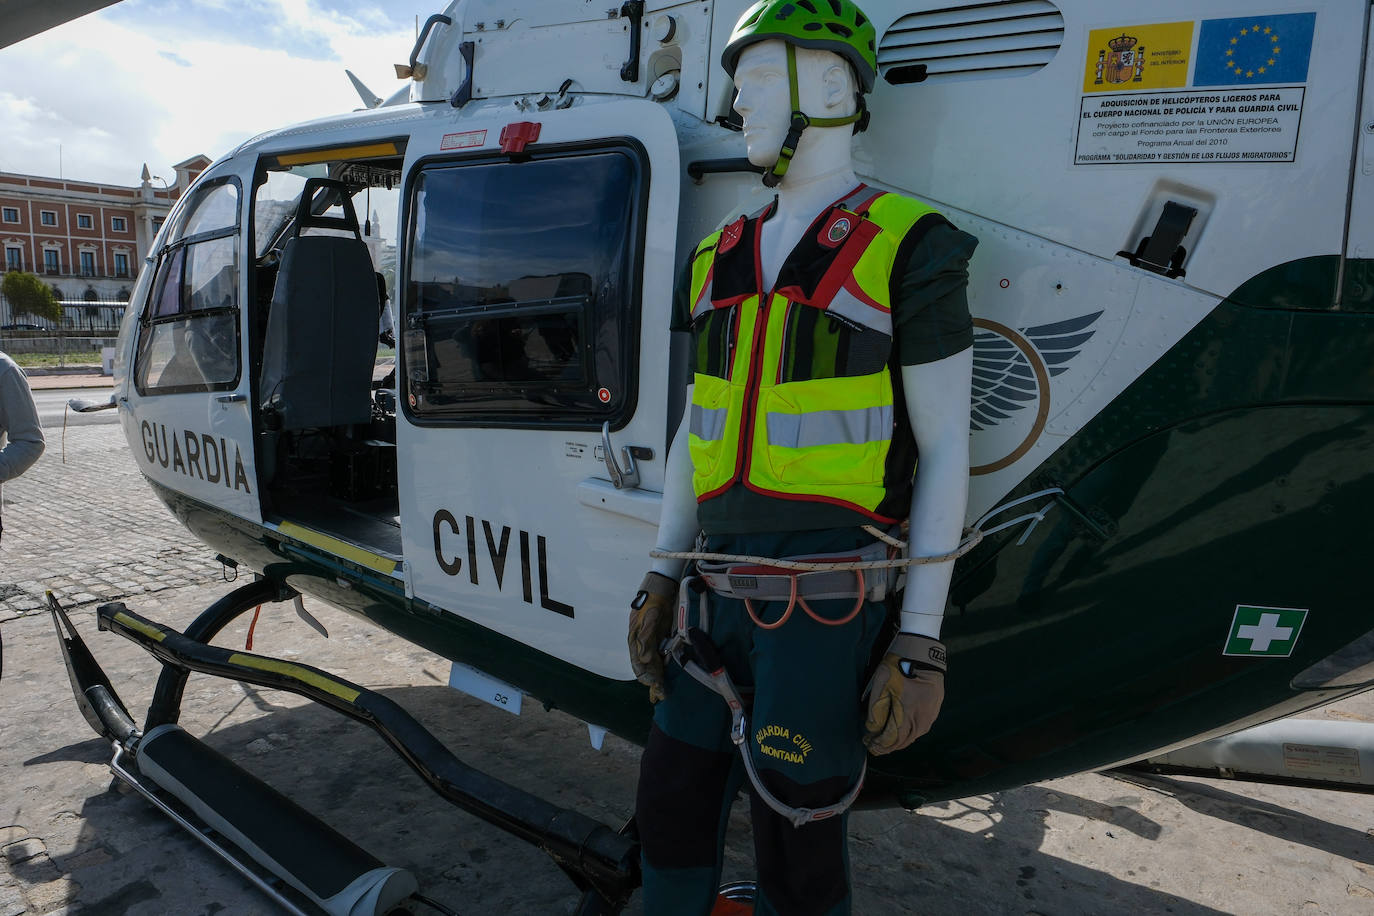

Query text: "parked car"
[1, 323, 44, 330]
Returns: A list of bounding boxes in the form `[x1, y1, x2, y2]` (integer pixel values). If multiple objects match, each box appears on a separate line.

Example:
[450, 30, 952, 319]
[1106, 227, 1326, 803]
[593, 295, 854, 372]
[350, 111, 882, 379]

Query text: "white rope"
[647, 488, 1068, 573]
[861, 524, 907, 549]
[649, 526, 984, 572]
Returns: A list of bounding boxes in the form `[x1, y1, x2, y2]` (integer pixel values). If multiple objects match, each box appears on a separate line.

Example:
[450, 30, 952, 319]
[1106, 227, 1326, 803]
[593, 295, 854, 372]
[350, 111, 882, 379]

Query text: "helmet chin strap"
[763, 43, 863, 188]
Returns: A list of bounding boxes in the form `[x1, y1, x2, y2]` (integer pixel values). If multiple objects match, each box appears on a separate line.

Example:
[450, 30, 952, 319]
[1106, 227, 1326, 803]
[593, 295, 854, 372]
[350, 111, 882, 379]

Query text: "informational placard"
[1076, 12, 1316, 166]
[1076, 87, 1305, 165]
[1283, 742, 1361, 779]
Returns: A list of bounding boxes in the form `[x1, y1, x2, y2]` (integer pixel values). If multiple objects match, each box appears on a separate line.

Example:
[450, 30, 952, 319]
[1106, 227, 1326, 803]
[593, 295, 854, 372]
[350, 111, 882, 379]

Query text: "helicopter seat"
[259, 180, 379, 432]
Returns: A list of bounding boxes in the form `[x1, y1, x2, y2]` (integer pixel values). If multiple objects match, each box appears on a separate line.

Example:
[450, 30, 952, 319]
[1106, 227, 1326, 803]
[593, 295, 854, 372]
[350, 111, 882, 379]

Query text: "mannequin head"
[721, 0, 876, 186]
[732, 39, 858, 172]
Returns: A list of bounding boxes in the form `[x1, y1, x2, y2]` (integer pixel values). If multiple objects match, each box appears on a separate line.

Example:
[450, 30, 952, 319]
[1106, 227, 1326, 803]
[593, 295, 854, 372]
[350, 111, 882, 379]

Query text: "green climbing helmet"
[721, 0, 879, 93]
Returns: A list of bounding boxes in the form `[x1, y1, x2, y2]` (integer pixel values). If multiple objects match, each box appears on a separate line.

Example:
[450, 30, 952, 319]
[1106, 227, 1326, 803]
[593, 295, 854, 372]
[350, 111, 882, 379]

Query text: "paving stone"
[1, 840, 45, 867]
[0, 428, 221, 620]
[24, 876, 77, 914]
[0, 831, 26, 848]
[0, 883, 24, 916]
[53, 849, 109, 873]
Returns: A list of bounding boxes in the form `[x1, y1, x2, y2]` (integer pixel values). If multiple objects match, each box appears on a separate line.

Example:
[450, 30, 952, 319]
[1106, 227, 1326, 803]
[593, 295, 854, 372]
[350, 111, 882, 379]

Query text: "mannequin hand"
[863, 633, 947, 755]
[628, 572, 679, 703]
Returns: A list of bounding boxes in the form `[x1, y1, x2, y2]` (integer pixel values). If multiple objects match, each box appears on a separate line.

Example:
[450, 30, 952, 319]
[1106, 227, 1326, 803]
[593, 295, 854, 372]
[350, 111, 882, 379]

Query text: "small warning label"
[1076, 87, 1304, 165]
[441, 130, 487, 151]
[1282, 742, 1361, 779]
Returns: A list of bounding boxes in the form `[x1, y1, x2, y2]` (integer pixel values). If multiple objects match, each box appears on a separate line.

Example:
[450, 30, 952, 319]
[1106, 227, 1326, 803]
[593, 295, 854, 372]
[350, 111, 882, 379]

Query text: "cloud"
[0, 0, 415, 185]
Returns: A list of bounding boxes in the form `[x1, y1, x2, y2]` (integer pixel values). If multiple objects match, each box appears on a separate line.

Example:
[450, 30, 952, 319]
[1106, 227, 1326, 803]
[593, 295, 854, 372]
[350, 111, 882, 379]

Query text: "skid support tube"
[144, 576, 290, 730]
[97, 601, 639, 909]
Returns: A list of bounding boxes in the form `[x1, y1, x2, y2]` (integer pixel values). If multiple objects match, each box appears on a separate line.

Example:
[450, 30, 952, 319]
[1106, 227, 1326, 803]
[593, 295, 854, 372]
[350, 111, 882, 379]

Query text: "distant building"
[0, 155, 211, 313]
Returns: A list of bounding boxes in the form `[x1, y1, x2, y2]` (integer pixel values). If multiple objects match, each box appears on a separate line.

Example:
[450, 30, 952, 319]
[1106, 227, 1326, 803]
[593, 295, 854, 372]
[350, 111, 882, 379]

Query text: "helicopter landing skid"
[48, 587, 640, 915]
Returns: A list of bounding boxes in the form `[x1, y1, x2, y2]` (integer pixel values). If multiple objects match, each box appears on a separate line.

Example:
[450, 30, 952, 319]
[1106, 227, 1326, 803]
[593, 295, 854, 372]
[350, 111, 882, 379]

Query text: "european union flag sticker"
[1194, 13, 1317, 86]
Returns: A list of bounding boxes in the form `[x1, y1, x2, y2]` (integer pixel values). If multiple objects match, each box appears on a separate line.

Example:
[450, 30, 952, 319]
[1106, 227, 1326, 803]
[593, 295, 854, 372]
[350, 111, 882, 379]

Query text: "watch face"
[631, 592, 648, 610]
[898, 659, 916, 678]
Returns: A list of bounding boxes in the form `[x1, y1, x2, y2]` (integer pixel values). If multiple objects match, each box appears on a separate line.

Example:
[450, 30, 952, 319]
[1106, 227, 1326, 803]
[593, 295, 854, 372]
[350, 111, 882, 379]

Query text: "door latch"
[600, 421, 652, 490]
[1118, 200, 1198, 278]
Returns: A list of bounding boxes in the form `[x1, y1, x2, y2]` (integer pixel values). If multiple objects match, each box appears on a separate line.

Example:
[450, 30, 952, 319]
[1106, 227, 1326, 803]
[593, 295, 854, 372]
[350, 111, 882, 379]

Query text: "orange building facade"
[0, 155, 210, 304]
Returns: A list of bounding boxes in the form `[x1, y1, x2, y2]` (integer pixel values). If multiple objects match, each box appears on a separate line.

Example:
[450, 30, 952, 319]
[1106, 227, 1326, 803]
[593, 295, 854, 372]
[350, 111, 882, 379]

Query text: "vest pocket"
[778, 304, 892, 384]
[688, 372, 735, 487]
[755, 374, 892, 493]
[692, 306, 737, 380]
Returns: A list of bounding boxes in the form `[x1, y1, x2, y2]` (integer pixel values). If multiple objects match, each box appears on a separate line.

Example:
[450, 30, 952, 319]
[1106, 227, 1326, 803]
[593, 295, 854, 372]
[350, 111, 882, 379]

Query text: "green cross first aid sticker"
[1223, 605, 1308, 657]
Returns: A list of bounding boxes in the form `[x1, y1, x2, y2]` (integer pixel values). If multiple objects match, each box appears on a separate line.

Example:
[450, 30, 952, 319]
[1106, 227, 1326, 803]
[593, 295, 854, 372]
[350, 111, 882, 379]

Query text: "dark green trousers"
[636, 528, 890, 916]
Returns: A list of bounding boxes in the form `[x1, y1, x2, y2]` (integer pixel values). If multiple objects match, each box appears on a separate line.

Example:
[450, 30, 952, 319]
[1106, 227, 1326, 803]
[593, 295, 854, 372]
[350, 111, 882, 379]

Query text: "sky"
[0, 0, 422, 187]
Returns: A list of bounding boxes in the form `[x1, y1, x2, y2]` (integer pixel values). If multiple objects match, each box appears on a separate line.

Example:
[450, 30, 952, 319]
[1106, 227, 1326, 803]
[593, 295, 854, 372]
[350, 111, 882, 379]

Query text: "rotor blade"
[0, 0, 124, 49]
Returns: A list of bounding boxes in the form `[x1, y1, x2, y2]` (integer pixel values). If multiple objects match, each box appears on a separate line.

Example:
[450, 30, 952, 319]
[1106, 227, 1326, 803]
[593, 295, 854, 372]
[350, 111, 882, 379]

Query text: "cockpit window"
[402, 145, 645, 426]
[181, 182, 240, 239]
[134, 175, 242, 395]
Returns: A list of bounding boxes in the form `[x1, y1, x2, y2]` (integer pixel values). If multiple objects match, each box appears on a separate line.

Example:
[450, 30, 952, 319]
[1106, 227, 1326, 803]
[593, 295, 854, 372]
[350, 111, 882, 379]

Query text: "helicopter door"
[397, 101, 680, 680]
[122, 169, 261, 524]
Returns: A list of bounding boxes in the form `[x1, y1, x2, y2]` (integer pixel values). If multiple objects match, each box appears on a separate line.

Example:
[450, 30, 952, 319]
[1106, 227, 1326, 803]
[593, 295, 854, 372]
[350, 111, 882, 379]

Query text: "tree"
[1, 271, 62, 322]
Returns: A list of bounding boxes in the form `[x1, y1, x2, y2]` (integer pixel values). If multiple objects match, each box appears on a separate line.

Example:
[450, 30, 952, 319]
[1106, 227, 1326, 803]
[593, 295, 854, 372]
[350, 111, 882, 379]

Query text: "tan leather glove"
[862, 633, 947, 755]
[628, 572, 678, 703]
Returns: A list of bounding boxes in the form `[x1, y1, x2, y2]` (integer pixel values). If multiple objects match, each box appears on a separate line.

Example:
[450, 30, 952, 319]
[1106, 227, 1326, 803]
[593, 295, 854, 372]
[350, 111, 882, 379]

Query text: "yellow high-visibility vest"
[685, 185, 944, 524]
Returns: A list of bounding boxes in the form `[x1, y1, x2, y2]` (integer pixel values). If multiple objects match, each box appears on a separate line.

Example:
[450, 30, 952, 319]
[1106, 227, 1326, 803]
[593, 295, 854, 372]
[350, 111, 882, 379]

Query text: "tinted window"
[403, 148, 642, 424]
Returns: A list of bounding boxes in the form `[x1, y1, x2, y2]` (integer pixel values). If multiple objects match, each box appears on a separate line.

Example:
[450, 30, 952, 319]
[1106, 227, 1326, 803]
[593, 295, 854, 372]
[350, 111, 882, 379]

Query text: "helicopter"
[40, 0, 1374, 913]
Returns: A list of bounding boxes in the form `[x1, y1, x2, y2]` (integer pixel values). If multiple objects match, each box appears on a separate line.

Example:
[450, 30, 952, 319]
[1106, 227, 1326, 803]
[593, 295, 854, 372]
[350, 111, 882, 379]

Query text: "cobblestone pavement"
[0, 424, 224, 622]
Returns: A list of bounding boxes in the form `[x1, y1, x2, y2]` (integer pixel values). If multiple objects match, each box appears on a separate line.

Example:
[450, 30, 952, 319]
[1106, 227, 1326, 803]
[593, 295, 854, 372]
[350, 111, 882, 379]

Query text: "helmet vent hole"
[854, 12, 867, 27]
[826, 22, 852, 37]
[796, 0, 817, 13]
[827, 0, 842, 15]
[803, 21, 823, 30]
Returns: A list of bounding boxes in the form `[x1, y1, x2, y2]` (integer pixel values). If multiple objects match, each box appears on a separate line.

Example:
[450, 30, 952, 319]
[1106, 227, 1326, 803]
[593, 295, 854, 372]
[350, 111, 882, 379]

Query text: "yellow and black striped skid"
[94, 601, 641, 906]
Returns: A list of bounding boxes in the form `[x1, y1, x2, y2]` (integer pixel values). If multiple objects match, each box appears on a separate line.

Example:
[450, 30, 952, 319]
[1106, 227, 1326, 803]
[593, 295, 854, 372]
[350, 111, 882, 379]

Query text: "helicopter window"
[254, 168, 318, 256]
[134, 175, 242, 395]
[402, 145, 645, 426]
[180, 182, 239, 238]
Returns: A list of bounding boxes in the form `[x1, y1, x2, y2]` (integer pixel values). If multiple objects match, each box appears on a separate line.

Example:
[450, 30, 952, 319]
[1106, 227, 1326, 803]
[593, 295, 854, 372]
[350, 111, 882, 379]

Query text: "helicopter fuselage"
[107, 0, 1374, 807]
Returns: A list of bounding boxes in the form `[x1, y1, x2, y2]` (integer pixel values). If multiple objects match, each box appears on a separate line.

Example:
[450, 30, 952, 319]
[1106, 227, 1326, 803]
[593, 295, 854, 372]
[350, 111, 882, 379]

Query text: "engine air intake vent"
[879, 1, 1064, 86]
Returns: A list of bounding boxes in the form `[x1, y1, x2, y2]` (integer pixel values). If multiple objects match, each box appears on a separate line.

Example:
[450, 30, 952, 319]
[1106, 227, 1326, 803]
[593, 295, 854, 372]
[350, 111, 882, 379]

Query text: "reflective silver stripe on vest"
[837, 186, 884, 214]
[766, 405, 894, 449]
[827, 284, 892, 335]
[691, 404, 730, 442]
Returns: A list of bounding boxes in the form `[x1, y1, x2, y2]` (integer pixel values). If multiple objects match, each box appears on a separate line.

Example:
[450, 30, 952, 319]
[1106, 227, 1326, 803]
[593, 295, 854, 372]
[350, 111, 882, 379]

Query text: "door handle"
[216, 394, 246, 405]
[600, 421, 652, 490]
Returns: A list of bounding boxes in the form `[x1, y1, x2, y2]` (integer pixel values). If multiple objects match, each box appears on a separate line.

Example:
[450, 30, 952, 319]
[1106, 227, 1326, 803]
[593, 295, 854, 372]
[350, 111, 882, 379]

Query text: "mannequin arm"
[650, 384, 699, 580]
[898, 349, 973, 637]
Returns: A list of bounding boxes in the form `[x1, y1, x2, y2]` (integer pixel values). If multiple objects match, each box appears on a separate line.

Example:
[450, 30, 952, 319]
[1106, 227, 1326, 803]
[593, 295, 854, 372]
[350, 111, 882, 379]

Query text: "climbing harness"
[694, 539, 894, 630]
[663, 584, 866, 829]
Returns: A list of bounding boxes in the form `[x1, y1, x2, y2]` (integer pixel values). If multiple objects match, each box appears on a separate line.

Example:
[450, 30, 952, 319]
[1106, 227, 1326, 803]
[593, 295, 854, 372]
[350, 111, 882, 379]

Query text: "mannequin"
[650, 39, 972, 640]
[629, 4, 976, 913]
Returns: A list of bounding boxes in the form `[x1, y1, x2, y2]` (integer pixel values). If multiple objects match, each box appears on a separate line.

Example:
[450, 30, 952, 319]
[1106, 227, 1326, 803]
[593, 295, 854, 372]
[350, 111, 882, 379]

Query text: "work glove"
[863, 633, 947, 755]
[628, 571, 678, 703]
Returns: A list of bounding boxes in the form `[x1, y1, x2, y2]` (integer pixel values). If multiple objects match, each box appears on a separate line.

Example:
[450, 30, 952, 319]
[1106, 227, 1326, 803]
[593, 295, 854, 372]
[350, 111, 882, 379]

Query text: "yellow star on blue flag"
[1195, 12, 1315, 86]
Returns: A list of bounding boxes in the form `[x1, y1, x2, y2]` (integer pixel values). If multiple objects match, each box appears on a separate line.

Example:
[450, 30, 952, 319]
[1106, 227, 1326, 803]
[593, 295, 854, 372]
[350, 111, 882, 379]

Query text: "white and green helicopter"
[40, 0, 1374, 913]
